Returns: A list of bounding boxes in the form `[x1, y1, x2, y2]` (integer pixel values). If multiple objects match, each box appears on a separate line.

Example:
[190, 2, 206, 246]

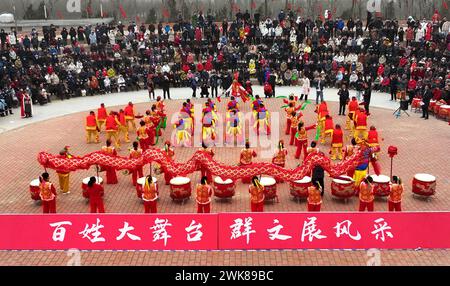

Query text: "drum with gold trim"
[412, 173, 436, 196]
[289, 176, 312, 199]
[411, 98, 421, 111]
[81, 176, 103, 198]
[136, 176, 158, 199]
[30, 179, 41, 201]
[169, 176, 192, 200]
[438, 105, 450, 119]
[260, 176, 278, 201]
[331, 176, 355, 198]
[371, 174, 391, 197]
[213, 177, 236, 198]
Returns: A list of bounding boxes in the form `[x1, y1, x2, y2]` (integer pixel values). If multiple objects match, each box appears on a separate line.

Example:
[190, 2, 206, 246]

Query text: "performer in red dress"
[129, 141, 144, 186]
[101, 139, 118, 184]
[388, 176, 403, 212]
[86, 177, 105, 213]
[142, 176, 158, 213]
[272, 140, 287, 168]
[39, 172, 57, 213]
[97, 103, 108, 132]
[249, 176, 265, 212]
[307, 181, 322, 212]
[196, 176, 213, 213]
[289, 111, 302, 145]
[294, 121, 317, 160]
[137, 120, 150, 151]
[240, 141, 257, 183]
[359, 176, 374, 212]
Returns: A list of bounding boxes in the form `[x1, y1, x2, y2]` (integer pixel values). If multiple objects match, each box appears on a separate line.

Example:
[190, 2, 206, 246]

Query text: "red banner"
[1, 213, 449, 250]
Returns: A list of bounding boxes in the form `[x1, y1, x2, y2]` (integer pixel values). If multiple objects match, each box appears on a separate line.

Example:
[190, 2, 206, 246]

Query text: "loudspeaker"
[400, 100, 409, 110]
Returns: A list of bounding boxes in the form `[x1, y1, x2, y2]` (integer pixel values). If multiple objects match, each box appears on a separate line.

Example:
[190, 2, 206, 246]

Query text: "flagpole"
[100, 1, 104, 18]
[44, 3, 48, 20]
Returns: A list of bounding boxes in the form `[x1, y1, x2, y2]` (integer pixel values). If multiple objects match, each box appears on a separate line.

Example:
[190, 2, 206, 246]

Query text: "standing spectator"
[421, 84, 433, 120]
[161, 74, 171, 99]
[338, 84, 350, 115]
[315, 75, 325, 104]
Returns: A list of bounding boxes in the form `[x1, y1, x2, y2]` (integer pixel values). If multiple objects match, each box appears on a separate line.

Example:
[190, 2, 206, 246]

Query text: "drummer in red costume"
[39, 172, 57, 213]
[330, 124, 344, 160]
[307, 181, 322, 212]
[199, 143, 214, 183]
[85, 111, 99, 143]
[346, 96, 359, 130]
[388, 176, 403, 212]
[101, 139, 118, 184]
[142, 176, 158, 213]
[162, 140, 175, 185]
[85, 177, 105, 213]
[294, 121, 317, 160]
[97, 103, 108, 132]
[249, 176, 265, 212]
[137, 120, 150, 151]
[358, 176, 375, 212]
[272, 140, 288, 167]
[124, 101, 136, 131]
[196, 176, 213, 213]
[354, 108, 368, 140]
[105, 111, 121, 149]
[240, 141, 257, 183]
[129, 141, 144, 186]
[118, 109, 130, 144]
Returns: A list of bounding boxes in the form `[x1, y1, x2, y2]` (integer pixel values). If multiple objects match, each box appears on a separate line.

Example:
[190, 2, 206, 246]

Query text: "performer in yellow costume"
[226, 109, 243, 145]
[174, 116, 191, 147]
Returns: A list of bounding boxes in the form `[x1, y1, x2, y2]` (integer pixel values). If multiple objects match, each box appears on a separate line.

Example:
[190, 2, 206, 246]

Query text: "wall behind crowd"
[0, 0, 449, 23]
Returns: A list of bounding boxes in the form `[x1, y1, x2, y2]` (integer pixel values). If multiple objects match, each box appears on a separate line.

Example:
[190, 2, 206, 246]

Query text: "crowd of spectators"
[0, 9, 449, 118]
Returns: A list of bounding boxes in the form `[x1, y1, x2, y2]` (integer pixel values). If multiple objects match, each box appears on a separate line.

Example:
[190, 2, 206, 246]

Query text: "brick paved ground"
[0, 97, 449, 265]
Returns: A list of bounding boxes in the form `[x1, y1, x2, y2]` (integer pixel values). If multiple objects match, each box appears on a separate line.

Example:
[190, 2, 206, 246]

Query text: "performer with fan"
[85, 111, 99, 144]
[249, 176, 265, 212]
[224, 72, 250, 102]
[97, 103, 108, 132]
[294, 121, 317, 160]
[39, 172, 57, 213]
[101, 139, 118, 184]
[196, 176, 213, 213]
[129, 141, 144, 186]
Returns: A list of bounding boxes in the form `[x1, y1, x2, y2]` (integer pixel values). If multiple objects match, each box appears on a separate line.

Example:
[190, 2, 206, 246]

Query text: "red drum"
[170, 177, 192, 200]
[30, 179, 41, 201]
[371, 175, 391, 197]
[289, 176, 312, 199]
[331, 176, 355, 198]
[213, 177, 236, 198]
[81, 177, 103, 198]
[429, 100, 436, 112]
[136, 176, 158, 198]
[411, 98, 421, 112]
[260, 176, 278, 202]
[412, 173, 436, 196]
[438, 105, 450, 120]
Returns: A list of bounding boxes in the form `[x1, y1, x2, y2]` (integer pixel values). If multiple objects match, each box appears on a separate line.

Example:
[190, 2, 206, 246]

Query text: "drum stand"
[393, 104, 410, 117]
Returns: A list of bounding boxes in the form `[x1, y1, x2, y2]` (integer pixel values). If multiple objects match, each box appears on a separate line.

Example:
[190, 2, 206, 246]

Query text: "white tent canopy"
[0, 13, 14, 23]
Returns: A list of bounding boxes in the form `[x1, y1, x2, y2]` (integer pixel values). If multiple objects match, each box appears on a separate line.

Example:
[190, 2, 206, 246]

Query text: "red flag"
[56, 10, 63, 20]
[162, 8, 170, 19]
[251, 0, 257, 9]
[119, 4, 127, 18]
[217, 96, 221, 103]
[444, 1, 449, 10]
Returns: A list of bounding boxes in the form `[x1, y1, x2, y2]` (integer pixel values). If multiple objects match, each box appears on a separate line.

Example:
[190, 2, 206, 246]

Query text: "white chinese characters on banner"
[49, 221, 72, 242]
[371, 218, 394, 242]
[78, 218, 106, 243]
[66, 0, 81, 13]
[366, 0, 382, 13]
[301, 217, 327, 242]
[116, 222, 141, 241]
[334, 220, 362, 241]
[230, 217, 256, 244]
[267, 219, 292, 241]
[150, 218, 172, 246]
[185, 220, 203, 242]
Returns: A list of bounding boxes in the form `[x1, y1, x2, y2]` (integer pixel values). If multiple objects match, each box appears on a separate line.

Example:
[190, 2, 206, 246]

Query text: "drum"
[213, 177, 235, 198]
[81, 177, 103, 198]
[29, 179, 41, 201]
[260, 176, 278, 201]
[412, 173, 436, 196]
[438, 105, 450, 120]
[411, 98, 421, 111]
[289, 176, 312, 199]
[169, 176, 192, 200]
[429, 100, 436, 111]
[371, 175, 391, 197]
[136, 176, 158, 199]
[331, 176, 355, 198]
